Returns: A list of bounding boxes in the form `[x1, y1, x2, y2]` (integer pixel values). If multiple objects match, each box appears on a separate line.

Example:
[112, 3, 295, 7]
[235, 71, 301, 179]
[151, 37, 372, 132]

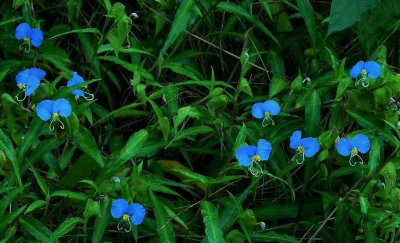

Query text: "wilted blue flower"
[336, 134, 370, 166]
[15, 68, 46, 101]
[251, 100, 280, 126]
[67, 72, 94, 100]
[36, 98, 72, 130]
[235, 139, 272, 176]
[111, 198, 146, 232]
[350, 61, 381, 87]
[15, 23, 43, 52]
[289, 131, 319, 164]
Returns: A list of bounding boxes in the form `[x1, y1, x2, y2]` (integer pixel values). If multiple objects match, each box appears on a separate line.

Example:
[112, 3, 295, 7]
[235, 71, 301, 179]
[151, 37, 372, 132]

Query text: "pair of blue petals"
[16, 23, 43, 51]
[111, 199, 146, 226]
[336, 134, 370, 156]
[350, 61, 381, 79]
[289, 131, 320, 158]
[16, 68, 46, 99]
[36, 98, 72, 121]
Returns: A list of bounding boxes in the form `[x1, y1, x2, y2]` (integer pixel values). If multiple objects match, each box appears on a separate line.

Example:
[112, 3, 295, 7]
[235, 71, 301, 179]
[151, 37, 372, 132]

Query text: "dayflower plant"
[111, 198, 146, 232]
[15, 68, 46, 101]
[15, 23, 43, 52]
[235, 139, 272, 176]
[289, 131, 320, 164]
[350, 61, 381, 87]
[36, 98, 72, 130]
[251, 100, 280, 126]
[336, 134, 370, 166]
[67, 71, 94, 100]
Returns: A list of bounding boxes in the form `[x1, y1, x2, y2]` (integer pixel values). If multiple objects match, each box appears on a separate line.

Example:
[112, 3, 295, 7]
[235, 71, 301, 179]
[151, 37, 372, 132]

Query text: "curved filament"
[117, 219, 132, 232]
[262, 117, 275, 127]
[290, 152, 305, 164]
[15, 91, 26, 102]
[83, 91, 94, 100]
[349, 154, 364, 166]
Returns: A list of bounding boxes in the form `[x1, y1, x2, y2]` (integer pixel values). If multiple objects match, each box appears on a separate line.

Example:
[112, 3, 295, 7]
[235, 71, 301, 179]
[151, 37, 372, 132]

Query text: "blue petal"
[30, 28, 43, 47]
[336, 138, 352, 156]
[301, 137, 319, 158]
[350, 61, 365, 78]
[67, 72, 84, 87]
[111, 199, 129, 219]
[364, 61, 381, 79]
[290, 131, 302, 149]
[257, 139, 272, 161]
[128, 203, 146, 225]
[36, 100, 54, 121]
[30, 68, 46, 80]
[235, 145, 257, 167]
[53, 98, 72, 118]
[25, 76, 40, 96]
[251, 102, 265, 119]
[263, 100, 280, 116]
[15, 23, 31, 40]
[72, 89, 84, 97]
[350, 134, 370, 154]
[16, 69, 30, 85]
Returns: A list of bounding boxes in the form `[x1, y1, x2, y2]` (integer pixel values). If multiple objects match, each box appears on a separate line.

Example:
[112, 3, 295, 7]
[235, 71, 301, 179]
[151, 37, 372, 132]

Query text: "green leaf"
[327, 0, 379, 35]
[238, 77, 253, 97]
[161, 0, 197, 54]
[336, 77, 351, 99]
[73, 126, 105, 167]
[51, 190, 87, 201]
[304, 90, 321, 136]
[150, 191, 176, 243]
[269, 75, 288, 98]
[217, 2, 279, 46]
[0, 129, 21, 187]
[347, 108, 383, 130]
[201, 201, 225, 243]
[116, 129, 148, 165]
[49, 217, 82, 242]
[92, 197, 111, 243]
[19, 215, 52, 241]
[171, 169, 209, 184]
[25, 200, 47, 214]
[252, 231, 298, 243]
[368, 138, 381, 176]
[296, 0, 316, 47]
[49, 28, 101, 39]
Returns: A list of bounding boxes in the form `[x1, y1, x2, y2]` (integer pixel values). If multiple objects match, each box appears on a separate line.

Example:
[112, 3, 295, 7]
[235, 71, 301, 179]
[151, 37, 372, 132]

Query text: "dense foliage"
[1, 0, 400, 242]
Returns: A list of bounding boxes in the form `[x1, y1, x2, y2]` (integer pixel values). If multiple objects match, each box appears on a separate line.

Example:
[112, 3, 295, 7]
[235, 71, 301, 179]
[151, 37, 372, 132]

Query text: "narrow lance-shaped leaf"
[201, 201, 225, 243]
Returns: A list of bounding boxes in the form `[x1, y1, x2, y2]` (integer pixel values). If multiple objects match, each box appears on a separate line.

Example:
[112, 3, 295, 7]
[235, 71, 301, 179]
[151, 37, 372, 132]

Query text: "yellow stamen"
[296, 146, 304, 153]
[23, 37, 30, 42]
[264, 112, 271, 118]
[18, 84, 27, 90]
[361, 69, 367, 76]
[122, 214, 130, 221]
[351, 148, 358, 156]
[52, 112, 60, 119]
[251, 155, 261, 163]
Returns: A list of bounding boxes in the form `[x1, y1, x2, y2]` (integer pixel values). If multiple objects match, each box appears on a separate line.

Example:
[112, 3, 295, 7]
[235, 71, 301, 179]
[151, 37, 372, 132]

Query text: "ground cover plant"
[1, 0, 400, 242]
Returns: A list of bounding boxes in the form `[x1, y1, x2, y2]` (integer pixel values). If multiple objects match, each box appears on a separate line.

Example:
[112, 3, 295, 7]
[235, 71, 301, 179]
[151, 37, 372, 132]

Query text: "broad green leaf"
[49, 28, 101, 39]
[116, 129, 148, 165]
[150, 191, 176, 243]
[328, 0, 379, 35]
[161, 0, 198, 54]
[296, 0, 316, 47]
[201, 201, 225, 243]
[269, 75, 288, 98]
[92, 197, 111, 243]
[19, 215, 52, 242]
[347, 108, 383, 130]
[304, 90, 321, 136]
[25, 200, 47, 214]
[0, 129, 21, 187]
[49, 217, 82, 242]
[368, 138, 381, 176]
[73, 126, 105, 167]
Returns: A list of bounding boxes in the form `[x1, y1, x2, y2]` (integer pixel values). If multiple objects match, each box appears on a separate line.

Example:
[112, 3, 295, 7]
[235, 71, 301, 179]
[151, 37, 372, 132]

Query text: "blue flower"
[111, 198, 146, 232]
[349, 61, 381, 87]
[16, 23, 43, 52]
[289, 131, 319, 164]
[36, 98, 72, 130]
[15, 68, 46, 101]
[336, 134, 370, 166]
[235, 139, 272, 176]
[67, 72, 94, 100]
[251, 100, 280, 126]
